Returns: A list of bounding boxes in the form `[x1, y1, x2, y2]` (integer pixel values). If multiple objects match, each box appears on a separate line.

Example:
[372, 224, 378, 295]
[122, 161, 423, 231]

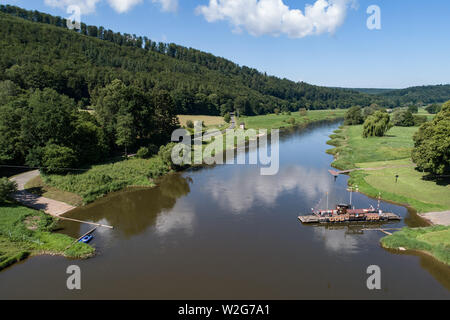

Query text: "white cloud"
[44, 0, 100, 14]
[152, 0, 178, 12]
[154, 203, 195, 235]
[196, 0, 356, 38]
[107, 0, 143, 13]
[44, 0, 177, 14]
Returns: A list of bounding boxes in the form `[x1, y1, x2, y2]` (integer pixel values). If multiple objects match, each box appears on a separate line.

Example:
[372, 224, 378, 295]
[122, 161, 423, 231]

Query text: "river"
[1, 122, 449, 299]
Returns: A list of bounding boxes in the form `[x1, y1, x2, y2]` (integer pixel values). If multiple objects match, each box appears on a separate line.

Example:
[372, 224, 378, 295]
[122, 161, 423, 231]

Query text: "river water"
[1, 122, 449, 299]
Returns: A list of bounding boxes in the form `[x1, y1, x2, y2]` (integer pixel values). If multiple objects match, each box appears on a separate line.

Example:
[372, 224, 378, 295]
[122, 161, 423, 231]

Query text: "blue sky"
[2, 0, 449, 89]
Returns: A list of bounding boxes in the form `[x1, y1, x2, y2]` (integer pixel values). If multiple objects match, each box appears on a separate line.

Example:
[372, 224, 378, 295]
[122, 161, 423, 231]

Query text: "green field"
[328, 125, 450, 213]
[381, 226, 450, 265]
[0, 203, 94, 271]
[327, 125, 417, 170]
[243, 109, 346, 130]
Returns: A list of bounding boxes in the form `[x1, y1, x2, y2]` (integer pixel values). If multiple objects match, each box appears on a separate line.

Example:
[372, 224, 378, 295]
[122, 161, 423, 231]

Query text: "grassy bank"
[42, 156, 171, 204]
[243, 109, 346, 130]
[25, 176, 83, 206]
[381, 226, 450, 265]
[0, 202, 94, 271]
[327, 125, 450, 213]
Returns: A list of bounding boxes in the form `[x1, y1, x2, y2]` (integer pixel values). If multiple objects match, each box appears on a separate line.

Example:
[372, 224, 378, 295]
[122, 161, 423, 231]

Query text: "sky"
[2, 0, 449, 89]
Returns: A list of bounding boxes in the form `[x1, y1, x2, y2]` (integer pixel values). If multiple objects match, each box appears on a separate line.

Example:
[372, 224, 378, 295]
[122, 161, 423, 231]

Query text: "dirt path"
[420, 211, 450, 226]
[10, 170, 75, 216]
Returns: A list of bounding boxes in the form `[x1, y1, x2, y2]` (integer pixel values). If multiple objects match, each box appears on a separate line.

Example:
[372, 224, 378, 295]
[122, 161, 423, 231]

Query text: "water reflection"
[63, 173, 192, 238]
[204, 165, 333, 213]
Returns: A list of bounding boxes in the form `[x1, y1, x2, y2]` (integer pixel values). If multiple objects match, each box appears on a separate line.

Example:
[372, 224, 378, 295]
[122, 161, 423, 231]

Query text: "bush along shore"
[0, 202, 94, 271]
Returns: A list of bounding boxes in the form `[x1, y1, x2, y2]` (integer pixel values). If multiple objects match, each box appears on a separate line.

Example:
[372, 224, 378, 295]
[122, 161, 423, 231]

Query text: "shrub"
[425, 104, 442, 114]
[186, 120, 194, 129]
[137, 147, 150, 159]
[287, 117, 296, 125]
[0, 178, 17, 203]
[299, 108, 307, 116]
[223, 114, 231, 123]
[42, 144, 78, 174]
[392, 109, 414, 127]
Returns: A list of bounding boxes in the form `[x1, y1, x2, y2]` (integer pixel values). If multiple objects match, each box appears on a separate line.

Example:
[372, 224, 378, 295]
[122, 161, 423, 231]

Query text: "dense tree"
[116, 114, 135, 156]
[362, 104, 384, 119]
[392, 109, 415, 127]
[363, 111, 392, 138]
[42, 144, 78, 173]
[0, 105, 25, 164]
[344, 106, 364, 125]
[412, 101, 450, 175]
[407, 105, 419, 114]
[425, 104, 442, 114]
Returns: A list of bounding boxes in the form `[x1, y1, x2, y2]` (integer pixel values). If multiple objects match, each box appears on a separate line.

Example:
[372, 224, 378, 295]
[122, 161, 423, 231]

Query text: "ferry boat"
[298, 204, 401, 224]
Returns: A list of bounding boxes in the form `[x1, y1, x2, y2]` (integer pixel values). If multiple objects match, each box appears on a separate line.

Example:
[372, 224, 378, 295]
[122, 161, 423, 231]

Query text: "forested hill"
[377, 84, 450, 105]
[0, 5, 387, 116]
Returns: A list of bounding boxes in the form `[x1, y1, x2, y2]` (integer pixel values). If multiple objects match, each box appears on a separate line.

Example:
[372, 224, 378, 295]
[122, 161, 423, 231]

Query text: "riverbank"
[381, 226, 450, 265]
[327, 125, 450, 214]
[0, 202, 94, 271]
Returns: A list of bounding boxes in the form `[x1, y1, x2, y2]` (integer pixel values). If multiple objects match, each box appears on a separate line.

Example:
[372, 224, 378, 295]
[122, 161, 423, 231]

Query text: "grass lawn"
[42, 156, 171, 204]
[25, 176, 83, 206]
[328, 125, 450, 213]
[243, 109, 346, 130]
[349, 159, 450, 213]
[381, 226, 450, 265]
[328, 125, 417, 170]
[0, 202, 94, 271]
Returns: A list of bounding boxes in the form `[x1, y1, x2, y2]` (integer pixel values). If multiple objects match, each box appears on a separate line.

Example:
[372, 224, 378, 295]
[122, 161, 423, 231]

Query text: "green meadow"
[0, 203, 93, 271]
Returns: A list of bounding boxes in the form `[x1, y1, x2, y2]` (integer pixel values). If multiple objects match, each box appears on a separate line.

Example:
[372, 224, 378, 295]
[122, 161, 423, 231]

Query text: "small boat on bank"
[78, 234, 94, 243]
[298, 204, 401, 224]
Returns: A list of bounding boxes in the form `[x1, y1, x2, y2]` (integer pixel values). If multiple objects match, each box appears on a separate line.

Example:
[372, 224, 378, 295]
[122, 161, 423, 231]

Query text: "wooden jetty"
[328, 169, 357, 176]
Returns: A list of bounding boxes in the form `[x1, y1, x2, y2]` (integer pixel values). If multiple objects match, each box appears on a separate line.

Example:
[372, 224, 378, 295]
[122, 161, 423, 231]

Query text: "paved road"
[10, 170, 75, 216]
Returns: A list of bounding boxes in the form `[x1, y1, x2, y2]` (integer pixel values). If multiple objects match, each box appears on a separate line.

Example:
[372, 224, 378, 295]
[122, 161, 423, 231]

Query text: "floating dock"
[298, 212, 401, 224]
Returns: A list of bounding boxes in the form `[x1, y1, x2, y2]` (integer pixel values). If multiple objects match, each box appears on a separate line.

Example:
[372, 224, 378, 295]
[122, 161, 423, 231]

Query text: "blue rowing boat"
[78, 234, 94, 243]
